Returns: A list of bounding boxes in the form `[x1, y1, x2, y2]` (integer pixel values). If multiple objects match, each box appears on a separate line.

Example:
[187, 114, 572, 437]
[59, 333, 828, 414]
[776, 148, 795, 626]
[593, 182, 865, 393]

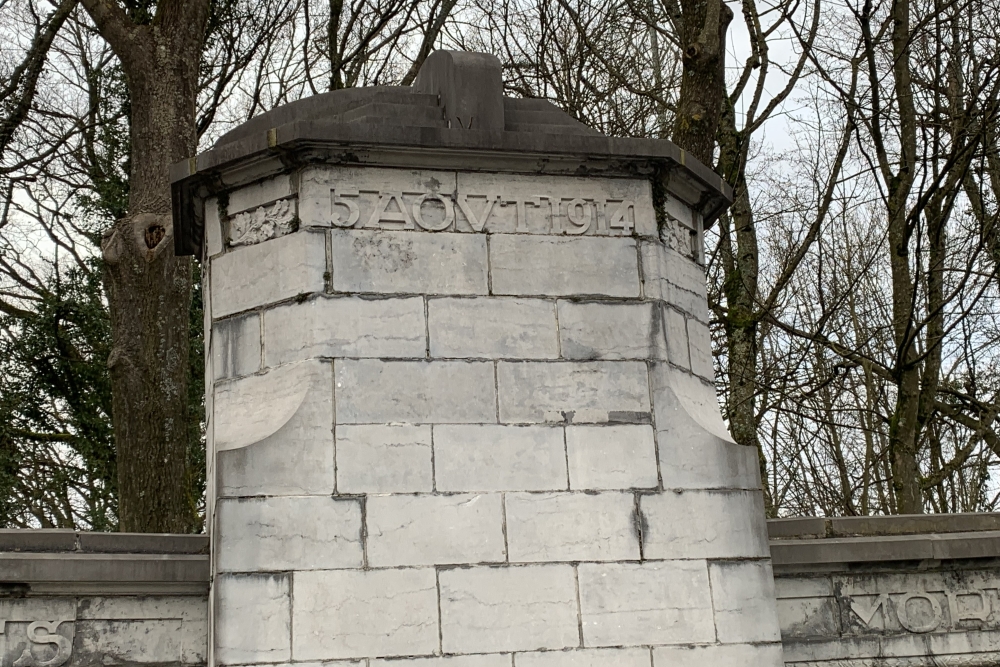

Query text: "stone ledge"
[768, 512, 1000, 539]
[5, 516, 999, 591]
[0, 552, 209, 585]
[770, 530, 1000, 569]
[0, 529, 209, 554]
[0, 531, 210, 596]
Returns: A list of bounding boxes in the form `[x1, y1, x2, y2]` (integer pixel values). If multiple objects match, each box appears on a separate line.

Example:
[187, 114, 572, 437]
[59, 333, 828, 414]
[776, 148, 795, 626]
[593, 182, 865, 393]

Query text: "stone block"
[639, 242, 709, 322]
[882, 628, 1000, 658]
[497, 361, 650, 424]
[662, 245, 706, 297]
[651, 643, 784, 667]
[565, 425, 658, 490]
[215, 573, 290, 664]
[206, 197, 223, 259]
[298, 165, 457, 229]
[663, 308, 689, 369]
[773, 575, 833, 599]
[227, 174, 293, 215]
[330, 229, 488, 295]
[434, 425, 567, 492]
[578, 561, 715, 646]
[777, 594, 841, 639]
[439, 564, 579, 653]
[658, 434, 760, 491]
[709, 561, 782, 643]
[213, 313, 261, 380]
[293, 568, 439, 660]
[505, 492, 639, 562]
[779, 636, 881, 663]
[0, 530, 77, 552]
[490, 236, 640, 298]
[74, 619, 184, 663]
[182, 616, 208, 664]
[650, 364, 755, 490]
[515, 648, 651, 667]
[263, 296, 426, 366]
[335, 359, 496, 424]
[662, 193, 696, 229]
[214, 361, 334, 497]
[456, 172, 657, 237]
[216, 496, 362, 572]
[429, 297, 559, 359]
[372, 656, 511, 667]
[211, 230, 326, 318]
[336, 424, 433, 493]
[686, 318, 714, 380]
[557, 301, 664, 360]
[366, 493, 506, 566]
[640, 490, 770, 559]
[75, 596, 206, 621]
[0, 598, 75, 623]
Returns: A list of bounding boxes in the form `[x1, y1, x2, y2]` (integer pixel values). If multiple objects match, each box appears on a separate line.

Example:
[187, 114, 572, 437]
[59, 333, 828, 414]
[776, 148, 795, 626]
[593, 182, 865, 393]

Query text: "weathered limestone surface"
[565, 424, 659, 490]
[196, 50, 780, 667]
[439, 565, 580, 653]
[8, 519, 1000, 665]
[204, 168, 780, 665]
[0, 531, 208, 667]
[771, 515, 1000, 666]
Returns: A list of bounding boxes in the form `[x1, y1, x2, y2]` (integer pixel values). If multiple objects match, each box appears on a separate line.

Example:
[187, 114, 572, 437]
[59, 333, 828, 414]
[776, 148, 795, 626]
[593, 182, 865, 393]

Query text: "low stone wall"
[771, 514, 1000, 666]
[0, 530, 208, 667]
[4, 516, 1000, 666]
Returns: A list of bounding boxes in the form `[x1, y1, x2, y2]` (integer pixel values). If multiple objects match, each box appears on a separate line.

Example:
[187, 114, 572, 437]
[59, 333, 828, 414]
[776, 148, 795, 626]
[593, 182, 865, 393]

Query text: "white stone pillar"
[202, 161, 782, 666]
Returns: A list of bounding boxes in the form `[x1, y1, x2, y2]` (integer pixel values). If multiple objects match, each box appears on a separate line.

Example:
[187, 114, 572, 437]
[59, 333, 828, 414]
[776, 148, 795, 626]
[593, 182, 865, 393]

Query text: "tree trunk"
[885, 0, 922, 515]
[84, 2, 209, 532]
[715, 104, 773, 515]
[672, 0, 733, 164]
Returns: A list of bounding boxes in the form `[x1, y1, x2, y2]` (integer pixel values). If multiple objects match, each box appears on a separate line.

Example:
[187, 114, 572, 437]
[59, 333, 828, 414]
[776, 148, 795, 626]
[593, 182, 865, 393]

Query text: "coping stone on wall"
[5, 516, 1000, 593]
[766, 512, 1000, 571]
[0, 530, 209, 595]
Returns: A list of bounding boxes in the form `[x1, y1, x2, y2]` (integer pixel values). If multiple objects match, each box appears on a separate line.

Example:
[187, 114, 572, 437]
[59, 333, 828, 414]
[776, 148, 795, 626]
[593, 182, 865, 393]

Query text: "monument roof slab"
[171, 50, 733, 256]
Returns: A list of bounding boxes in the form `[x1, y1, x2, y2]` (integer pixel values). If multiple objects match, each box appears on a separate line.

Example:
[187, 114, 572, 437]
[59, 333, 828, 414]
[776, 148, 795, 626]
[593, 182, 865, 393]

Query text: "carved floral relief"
[229, 199, 296, 247]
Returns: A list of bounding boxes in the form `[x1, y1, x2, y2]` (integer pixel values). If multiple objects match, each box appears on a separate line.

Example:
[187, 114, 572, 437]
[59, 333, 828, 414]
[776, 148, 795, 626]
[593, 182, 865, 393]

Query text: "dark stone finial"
[414, 51, 504, 134]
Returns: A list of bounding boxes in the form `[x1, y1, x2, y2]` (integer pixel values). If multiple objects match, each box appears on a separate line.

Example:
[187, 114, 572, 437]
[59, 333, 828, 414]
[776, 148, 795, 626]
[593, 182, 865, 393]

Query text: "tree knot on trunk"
[133, 213, 174, 263]
[102, 213, 175, 265]
[145, 224, 166, 249]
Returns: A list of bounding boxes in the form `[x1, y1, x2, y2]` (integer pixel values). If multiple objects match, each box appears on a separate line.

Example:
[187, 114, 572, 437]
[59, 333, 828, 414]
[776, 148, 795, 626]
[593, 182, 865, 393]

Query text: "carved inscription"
[326, 187, 637, 236]
[848, 589, 994, 634]
[0, 620, 73, 667]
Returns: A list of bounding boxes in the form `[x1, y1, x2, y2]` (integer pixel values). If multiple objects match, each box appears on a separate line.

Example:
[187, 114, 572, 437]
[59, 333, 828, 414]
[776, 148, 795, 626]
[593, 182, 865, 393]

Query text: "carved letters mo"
[0, 620, 73, 667]
[325, 188, 638, 235]
[849, 590, 994, 633]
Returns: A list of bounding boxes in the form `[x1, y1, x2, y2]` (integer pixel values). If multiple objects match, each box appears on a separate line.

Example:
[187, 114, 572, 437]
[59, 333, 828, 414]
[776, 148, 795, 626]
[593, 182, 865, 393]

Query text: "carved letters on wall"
[325, 188, 638, 236]
[0, 620, 73, 667]
[847, 589, 994, 634]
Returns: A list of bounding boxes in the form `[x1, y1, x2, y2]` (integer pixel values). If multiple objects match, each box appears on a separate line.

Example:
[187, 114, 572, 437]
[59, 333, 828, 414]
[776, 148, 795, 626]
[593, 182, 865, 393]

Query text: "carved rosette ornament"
[229, 199, 296, 247]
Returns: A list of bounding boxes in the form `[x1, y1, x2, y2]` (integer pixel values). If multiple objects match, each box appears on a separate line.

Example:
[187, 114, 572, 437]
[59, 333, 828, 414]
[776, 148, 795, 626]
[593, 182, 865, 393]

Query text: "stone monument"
[171, 50, 783, 666]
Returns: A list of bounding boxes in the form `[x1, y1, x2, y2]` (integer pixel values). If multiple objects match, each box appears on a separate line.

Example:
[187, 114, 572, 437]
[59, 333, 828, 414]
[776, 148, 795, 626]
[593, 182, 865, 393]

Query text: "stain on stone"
[608, 411, 652, 424]
[0, 583, 30, 598]
[631, 503, 649, 548]
[562, 340, 599, 360]
[353, 235, 415, 272]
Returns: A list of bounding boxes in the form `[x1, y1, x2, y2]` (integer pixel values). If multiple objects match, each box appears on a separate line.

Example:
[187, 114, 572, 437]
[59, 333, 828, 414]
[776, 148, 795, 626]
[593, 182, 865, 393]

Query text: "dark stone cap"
[172, 50, 733, 256]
